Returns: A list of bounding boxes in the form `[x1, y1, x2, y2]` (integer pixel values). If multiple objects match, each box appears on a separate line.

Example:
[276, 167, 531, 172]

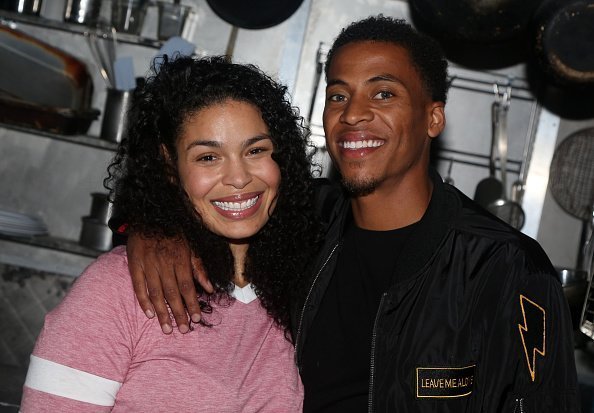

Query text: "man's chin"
[341, 177, 379, 197]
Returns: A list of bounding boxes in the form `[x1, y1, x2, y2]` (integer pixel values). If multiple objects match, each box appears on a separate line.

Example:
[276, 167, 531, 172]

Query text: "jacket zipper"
[368, 292, 387, 413]
[513, 398, 525, 413]
[294, 242, 340, 363]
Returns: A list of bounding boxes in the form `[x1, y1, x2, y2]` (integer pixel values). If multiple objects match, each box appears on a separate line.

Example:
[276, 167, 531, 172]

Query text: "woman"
[20, 56, 321, 412]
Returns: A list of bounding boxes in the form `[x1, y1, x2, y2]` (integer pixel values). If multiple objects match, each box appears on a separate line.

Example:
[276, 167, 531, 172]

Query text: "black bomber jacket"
[291, 170, 580, 412]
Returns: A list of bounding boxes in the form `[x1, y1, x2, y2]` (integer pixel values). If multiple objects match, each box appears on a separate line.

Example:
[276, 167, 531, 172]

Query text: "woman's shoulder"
[69, 245, 133, 302]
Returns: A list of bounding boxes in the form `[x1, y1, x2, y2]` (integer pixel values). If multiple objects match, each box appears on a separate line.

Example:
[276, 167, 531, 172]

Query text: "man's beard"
[341, 176, 379, 197]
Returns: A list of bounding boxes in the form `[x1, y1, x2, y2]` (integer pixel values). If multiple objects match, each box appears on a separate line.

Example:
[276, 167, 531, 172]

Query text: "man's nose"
[222, 159, 252, 189]
[340, 96, 373, 125]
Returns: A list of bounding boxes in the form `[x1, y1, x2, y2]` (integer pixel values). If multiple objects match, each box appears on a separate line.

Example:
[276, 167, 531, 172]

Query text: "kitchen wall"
[0, 0, 592, 408]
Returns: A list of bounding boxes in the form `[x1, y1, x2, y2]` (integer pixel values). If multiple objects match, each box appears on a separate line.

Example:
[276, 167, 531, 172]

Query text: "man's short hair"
[325, 15, 449, 103]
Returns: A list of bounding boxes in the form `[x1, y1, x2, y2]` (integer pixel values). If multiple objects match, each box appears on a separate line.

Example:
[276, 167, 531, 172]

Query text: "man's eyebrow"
[326, 74, 405, 88]
[368, 74, 404, 85]
[326, 78, 347, 87]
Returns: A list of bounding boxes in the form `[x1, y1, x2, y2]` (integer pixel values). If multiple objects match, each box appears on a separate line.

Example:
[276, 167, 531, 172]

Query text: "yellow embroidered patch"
[518, 294, 546, 382]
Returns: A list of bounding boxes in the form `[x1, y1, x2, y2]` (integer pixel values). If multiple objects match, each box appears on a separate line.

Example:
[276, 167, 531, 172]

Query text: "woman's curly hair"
[105, 55, 322, 332]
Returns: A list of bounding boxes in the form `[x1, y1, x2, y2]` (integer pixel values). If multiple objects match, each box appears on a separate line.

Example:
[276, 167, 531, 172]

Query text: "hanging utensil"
[84, 24, 118, 88]
[473, 99, 503, 208]
[487, 84, 526, 230]
[85, 31, 112, 88]
[307, 43, 327, 125]
[579, 203, 594, 340]
[510, 101, 539, 204]
[444, 158, 455, 185]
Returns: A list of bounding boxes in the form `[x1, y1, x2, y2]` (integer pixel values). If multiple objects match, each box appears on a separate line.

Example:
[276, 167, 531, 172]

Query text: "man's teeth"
[213, 196, 258, 211]
[340, 140, 383, 149]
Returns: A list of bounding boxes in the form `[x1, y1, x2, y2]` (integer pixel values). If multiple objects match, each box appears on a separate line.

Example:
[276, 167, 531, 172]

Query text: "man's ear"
[427, 102, 446, 139]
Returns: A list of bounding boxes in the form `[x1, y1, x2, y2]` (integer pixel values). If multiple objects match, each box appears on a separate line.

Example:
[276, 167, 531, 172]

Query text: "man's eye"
[374, 90, 393, 99]
[328, 94, 346, 102]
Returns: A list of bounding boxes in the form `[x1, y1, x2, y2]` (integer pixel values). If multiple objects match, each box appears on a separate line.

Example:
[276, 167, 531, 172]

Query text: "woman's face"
[175, 100, 281, 242]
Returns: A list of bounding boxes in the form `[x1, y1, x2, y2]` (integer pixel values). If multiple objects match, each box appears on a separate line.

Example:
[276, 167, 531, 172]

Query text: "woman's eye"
[196, 154, 216, 162]
[374, 90, 394, 100]
[248, 147, 269, 156]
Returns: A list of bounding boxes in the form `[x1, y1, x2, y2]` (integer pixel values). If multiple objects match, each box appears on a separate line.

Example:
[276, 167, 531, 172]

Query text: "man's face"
[323, 41, 444, 196]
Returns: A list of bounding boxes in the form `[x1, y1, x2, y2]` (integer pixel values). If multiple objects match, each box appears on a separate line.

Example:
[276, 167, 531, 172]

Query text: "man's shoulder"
[444, 186, 556, 279]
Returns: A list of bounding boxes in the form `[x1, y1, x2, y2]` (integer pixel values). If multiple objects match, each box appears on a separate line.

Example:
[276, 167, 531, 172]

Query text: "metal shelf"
[0, 233, 102, 258]
[0, 123, 118, 151]
[0, 10, 163, 48]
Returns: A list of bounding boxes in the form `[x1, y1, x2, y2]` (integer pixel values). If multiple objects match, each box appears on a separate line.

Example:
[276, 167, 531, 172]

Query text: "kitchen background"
[0, 0, 593, 410]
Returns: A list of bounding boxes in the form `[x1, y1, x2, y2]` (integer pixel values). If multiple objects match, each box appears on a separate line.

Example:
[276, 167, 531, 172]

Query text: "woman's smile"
[211, 192, 262, 218]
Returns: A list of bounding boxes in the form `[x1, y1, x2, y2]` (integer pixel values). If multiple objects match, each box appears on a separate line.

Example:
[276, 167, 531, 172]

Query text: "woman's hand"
[127, 233, 213, 333]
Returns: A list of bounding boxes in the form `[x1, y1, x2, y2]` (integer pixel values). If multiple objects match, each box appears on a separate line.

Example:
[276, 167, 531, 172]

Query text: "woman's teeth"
[213, 196, 258, 211]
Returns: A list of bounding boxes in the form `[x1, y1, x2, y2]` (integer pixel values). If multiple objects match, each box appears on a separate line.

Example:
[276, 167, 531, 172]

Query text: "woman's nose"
[222, 159, 252, 189]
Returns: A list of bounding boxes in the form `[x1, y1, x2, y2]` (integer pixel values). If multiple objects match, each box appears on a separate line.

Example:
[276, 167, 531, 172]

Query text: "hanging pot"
[206, 0, 304, 30]
[408, 0, 541, 43]
[532, 0, 594, 84]
[408, 0, 540, 68]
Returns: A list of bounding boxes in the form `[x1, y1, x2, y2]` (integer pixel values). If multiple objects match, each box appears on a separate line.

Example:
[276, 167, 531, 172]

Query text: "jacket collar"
[330, 168, 460, 282]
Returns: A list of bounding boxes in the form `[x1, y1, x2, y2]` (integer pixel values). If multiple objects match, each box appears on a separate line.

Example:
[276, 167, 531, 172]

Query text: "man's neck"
[350, 174, 433, 231]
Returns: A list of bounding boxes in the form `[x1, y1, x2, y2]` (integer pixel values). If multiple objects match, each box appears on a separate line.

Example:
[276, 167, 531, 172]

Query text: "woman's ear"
[427, 102, 446, 139]
[160, 144, 177, 184]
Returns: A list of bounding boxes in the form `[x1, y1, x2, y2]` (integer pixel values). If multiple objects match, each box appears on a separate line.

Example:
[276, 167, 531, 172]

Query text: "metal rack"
[0, 10, 163, 48]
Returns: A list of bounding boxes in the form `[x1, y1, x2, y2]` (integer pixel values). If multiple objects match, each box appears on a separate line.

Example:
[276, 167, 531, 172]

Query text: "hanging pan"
[532, 0, 594, 85]
[206, 0, 304, 30]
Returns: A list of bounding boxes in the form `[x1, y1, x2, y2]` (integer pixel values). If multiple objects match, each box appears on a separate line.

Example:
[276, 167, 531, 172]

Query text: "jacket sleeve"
[504, 266, 581, 412]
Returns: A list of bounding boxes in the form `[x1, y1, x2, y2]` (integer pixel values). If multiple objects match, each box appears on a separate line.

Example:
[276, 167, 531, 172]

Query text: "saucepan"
[558, 268, 589, 329]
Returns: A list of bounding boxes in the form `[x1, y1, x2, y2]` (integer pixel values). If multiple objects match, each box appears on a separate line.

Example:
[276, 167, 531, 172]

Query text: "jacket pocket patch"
[416, 365, 475, 398]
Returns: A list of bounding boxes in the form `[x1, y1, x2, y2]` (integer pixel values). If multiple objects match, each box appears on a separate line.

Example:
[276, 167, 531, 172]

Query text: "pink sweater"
[21, 246, 303, 412]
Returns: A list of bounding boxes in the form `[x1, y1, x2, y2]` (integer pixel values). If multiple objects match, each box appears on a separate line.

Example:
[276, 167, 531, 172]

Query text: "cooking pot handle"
[494, 84, 512, 196]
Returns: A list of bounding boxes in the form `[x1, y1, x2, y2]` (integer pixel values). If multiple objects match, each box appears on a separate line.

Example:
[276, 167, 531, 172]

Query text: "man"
[124, 15, 579, 412]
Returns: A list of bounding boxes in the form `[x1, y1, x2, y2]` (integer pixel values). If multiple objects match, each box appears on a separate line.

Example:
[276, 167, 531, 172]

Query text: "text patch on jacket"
[416, 365, 475, 398]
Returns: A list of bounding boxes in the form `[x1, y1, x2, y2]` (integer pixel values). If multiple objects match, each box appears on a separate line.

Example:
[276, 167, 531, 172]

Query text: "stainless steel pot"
[0, 0, 42, 15]
[79, 216, 112, 251]
[558, 268, 588, 329]
[89, 192, 113, 225]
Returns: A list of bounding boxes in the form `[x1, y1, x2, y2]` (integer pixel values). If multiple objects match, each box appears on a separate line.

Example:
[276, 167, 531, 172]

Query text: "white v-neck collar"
[230, 283, 258, 304]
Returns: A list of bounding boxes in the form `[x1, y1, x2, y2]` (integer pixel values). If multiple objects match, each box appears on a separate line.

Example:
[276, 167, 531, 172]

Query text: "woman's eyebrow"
[185, 135, 271, 151]
[242, 135, 272, 149]
[185, 140, 221, 151]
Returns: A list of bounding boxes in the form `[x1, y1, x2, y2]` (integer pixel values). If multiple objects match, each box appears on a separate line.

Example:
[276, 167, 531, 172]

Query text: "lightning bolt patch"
[518, 294, 546, 382]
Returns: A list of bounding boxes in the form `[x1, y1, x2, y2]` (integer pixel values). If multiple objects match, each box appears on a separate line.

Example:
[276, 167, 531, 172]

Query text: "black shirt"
[301, 212, 418, 412]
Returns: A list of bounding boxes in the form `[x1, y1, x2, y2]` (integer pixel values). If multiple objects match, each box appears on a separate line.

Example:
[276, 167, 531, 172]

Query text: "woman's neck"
[229, 243, 249, 287]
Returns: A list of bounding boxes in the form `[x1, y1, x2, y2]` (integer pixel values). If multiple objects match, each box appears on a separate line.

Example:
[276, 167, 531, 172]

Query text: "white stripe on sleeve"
[24, 355, 122, 406]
